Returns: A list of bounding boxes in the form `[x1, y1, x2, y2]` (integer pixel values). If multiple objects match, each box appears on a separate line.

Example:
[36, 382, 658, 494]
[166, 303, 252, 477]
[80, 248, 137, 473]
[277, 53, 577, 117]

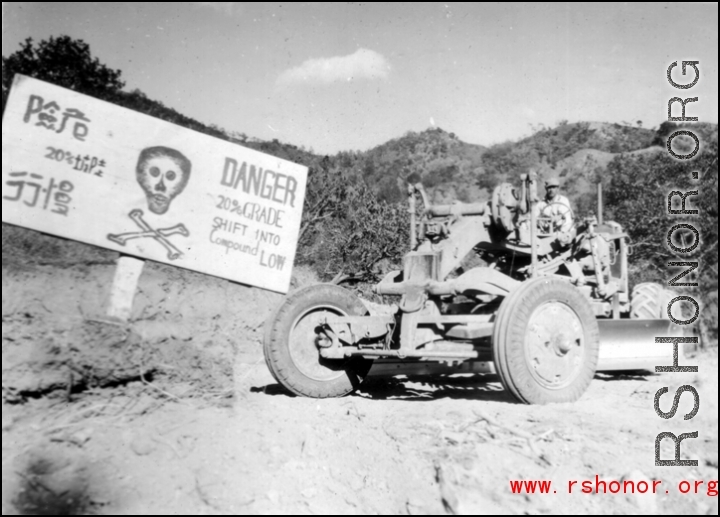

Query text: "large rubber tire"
[492, 277, 599, 404]
[263, 284, 373, 398]
[630, 283, 677, 320]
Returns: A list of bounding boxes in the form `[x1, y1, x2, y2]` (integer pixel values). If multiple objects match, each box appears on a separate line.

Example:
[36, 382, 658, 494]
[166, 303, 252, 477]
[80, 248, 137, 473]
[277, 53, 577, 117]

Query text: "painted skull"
[135, 147, 192, 215]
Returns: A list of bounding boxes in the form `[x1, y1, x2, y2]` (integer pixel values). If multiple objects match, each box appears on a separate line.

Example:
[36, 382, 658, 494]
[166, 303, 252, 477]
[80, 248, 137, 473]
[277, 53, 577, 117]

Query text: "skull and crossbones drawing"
[108, 209, 189, 260]
[107, 146, 192, 260]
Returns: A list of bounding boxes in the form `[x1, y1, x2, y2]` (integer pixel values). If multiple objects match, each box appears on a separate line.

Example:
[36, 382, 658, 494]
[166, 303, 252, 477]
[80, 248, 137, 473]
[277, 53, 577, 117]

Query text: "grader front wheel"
[492, 277, 599, 404]
[263, 284, 373, 398]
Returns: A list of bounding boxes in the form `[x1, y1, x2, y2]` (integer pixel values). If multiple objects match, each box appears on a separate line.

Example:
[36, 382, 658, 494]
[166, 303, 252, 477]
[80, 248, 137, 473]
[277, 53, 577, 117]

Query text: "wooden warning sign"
[2, 74, 308, 293]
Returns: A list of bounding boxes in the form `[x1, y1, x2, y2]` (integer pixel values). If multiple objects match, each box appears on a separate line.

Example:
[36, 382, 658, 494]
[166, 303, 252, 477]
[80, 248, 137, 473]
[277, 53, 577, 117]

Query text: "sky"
[2, 2, 718, 154]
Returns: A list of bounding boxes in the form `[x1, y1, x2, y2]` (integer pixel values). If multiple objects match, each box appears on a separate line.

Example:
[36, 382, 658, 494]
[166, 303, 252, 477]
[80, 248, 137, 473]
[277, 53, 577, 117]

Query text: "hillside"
[378, 121, 716, 221]
[349, 128, 486, 204]
[336, 120, 718, 210]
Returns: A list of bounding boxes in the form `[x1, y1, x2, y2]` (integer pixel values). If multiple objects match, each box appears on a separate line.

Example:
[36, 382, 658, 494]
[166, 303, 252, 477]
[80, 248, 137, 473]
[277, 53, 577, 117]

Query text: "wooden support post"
[106, 256, 145, 322]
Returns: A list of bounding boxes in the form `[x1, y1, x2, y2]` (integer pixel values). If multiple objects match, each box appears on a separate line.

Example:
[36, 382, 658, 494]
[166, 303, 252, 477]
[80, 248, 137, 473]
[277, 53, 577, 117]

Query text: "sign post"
[106, 256, 145, 322]
[2, 75, 308, 299]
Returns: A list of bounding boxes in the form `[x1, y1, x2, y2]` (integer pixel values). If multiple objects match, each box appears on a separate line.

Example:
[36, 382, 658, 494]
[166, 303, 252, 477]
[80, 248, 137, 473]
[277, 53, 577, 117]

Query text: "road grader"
[264, 173, 682, 404]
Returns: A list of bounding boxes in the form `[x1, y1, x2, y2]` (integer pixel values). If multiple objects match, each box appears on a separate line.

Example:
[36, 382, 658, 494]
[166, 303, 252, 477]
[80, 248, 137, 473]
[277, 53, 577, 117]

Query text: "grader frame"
[263, 173, 681, 403]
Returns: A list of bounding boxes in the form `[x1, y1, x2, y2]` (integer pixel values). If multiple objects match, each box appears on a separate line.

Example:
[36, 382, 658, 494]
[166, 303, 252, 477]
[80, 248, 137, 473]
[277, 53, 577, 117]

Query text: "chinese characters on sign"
[44, 146, 107, 177]
[24, 94, 91, 141]
[3, 172, 74, 216]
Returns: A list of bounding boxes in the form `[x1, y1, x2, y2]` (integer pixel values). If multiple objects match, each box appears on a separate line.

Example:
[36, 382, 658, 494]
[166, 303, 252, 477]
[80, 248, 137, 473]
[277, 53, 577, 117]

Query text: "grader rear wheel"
[263, 284, 373, 398]
[630, 283, 677, 320]
[492, 277, 599, 404]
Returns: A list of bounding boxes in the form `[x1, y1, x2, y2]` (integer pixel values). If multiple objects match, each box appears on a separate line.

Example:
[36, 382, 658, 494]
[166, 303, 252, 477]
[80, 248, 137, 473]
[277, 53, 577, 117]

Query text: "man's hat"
[545, 176, 560, 188]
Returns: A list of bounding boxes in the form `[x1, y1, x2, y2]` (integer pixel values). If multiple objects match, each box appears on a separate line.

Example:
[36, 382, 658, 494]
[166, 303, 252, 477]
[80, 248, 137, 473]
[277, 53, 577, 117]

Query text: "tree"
[2, 35, 125, 113]
[295, 155, 411, 283]
[319, 184, 409, 282]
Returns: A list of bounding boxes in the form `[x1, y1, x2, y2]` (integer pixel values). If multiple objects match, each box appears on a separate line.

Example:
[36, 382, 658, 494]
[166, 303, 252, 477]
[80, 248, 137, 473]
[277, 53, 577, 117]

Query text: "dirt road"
[2, 262, 718, 515]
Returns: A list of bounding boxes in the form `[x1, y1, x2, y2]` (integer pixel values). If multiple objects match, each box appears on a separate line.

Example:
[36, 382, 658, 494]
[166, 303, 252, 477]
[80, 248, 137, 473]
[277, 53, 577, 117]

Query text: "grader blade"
[366, 319, 686, 380]
[596, 319, 686, 372]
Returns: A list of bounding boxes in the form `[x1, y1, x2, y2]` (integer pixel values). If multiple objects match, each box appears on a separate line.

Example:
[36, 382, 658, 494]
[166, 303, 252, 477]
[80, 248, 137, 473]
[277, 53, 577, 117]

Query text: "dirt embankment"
[2, 254, 718, 515]
[2, 254, 317, 399]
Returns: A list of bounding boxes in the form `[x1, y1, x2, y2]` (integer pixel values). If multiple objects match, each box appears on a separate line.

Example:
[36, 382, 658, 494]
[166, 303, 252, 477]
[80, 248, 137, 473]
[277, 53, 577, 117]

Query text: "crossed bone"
[107, 209, 189, 261]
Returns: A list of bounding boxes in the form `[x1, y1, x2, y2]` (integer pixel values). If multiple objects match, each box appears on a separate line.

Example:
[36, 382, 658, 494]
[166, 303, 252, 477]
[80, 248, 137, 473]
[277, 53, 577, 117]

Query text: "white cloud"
[277, 48, 391, 86]
[192, 2, 238, 15]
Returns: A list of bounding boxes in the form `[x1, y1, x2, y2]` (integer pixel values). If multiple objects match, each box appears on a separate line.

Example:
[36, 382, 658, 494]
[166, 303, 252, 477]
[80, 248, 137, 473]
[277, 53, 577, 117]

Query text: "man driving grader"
[516, 174, 575, 248]
[537, 175, 573, 233]
[264, 172, 681, 404]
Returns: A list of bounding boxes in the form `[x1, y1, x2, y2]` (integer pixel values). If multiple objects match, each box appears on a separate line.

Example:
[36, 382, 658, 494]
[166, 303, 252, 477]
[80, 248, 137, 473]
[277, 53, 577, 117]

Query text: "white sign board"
[2, 75, 308, 293]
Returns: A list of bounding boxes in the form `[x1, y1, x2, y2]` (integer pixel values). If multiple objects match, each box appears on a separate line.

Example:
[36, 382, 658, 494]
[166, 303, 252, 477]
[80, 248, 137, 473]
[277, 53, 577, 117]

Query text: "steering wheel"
[539, 202, 574, 233]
